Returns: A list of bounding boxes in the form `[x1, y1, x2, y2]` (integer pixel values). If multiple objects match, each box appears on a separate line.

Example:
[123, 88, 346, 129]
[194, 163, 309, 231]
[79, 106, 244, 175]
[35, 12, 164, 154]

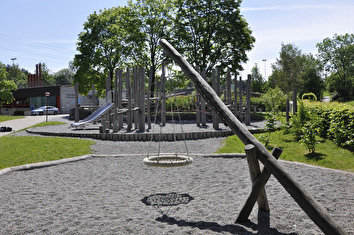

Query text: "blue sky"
[1, 0, 353, 80]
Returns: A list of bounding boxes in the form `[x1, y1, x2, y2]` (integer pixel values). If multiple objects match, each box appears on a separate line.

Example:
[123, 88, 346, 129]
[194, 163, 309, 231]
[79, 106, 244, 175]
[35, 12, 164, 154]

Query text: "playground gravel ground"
[1, 116, 353, 234]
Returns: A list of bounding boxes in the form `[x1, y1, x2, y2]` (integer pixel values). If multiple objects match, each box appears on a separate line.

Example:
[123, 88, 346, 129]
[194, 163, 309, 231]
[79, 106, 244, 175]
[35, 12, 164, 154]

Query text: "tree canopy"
[0, 63, 17, 105]
[172, 0, 255, 77]
[317, 33, 354, 99]
[73, 6, 144, 95]
[269, 43, 325, 99]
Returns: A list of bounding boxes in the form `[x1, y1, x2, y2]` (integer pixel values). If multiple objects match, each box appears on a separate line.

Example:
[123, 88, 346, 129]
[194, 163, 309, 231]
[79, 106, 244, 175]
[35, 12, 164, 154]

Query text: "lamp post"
[262, 59, 267, 80]
[45, 92, 50, 122]
[11, 58, 17, 80]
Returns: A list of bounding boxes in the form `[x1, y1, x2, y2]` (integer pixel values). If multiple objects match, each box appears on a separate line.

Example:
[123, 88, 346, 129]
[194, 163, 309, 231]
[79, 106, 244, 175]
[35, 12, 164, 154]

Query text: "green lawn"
[216, 130, 354, 172]
[0, 121, 94, 170]
[0, 115, 24, 122]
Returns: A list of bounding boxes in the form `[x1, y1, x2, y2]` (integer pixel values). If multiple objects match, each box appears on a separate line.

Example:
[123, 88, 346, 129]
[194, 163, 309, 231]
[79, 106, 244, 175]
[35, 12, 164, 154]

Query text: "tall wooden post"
[239, 76, 243, 121]
[226, 70, 231, 105]
[139, 67, 145, 132]
[161, 62, 166, 126]
[112, 70, 119, 133]
[133, 67, 139, 129]
[106, 72, 111, 102]
[234, 73, 238, 118]
[286, 98, 290, 124]
[74, 82, 79, 122]
[118, 69, 124, 130]
[212, 69, 219, 129]
[292, 88, 297, 115]
[147, 67, 153, 129]
[125, 68, 132, 131]
[201, 69, 207, 126]
[245, 74, 251, 126]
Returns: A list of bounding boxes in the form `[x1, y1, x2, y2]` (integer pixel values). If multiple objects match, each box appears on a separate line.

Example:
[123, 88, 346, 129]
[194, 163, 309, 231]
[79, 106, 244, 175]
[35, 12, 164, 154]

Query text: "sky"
[1, 0, 353, 80]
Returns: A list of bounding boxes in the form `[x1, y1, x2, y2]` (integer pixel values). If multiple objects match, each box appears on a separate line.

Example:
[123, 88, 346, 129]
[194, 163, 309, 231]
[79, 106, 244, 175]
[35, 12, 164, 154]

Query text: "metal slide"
[71, 102, 114, 128]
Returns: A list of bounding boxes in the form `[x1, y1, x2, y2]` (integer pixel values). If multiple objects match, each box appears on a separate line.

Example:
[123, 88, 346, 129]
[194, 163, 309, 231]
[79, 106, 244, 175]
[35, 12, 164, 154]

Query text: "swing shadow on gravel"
[142, 193, 296, 234]
[156, 211, 297, 235]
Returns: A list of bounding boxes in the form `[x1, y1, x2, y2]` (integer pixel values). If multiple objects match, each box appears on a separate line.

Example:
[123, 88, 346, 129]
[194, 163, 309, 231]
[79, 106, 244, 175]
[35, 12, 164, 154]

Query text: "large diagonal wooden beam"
[159, 39, 346, 235]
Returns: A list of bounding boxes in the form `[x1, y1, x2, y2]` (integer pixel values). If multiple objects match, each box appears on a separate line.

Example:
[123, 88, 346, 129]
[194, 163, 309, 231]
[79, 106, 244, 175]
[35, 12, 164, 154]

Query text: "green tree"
[6, 64, 28, 88]
[271, 43, 303, 93]
[271, 44, 325, 98]
[40, 63, 55, 86]
[172, 0, 255, 78]
[0, 63, 17, 105]
[250, 64, 266, 93]
[317, 33, 354, 99]
[54, 68, 74, 85]
[129, 0, 172, 94]
[74, 6, 144, 95]
[298, 54, 325, 99]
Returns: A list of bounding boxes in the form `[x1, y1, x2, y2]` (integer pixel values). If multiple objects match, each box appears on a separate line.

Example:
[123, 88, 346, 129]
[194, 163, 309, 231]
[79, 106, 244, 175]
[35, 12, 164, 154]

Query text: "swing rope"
[143, 93, 192, 167]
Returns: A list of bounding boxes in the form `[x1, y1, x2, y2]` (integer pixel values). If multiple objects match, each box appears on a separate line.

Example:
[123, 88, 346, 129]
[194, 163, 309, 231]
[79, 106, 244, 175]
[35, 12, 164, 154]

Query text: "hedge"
[303, 101, 354, 150]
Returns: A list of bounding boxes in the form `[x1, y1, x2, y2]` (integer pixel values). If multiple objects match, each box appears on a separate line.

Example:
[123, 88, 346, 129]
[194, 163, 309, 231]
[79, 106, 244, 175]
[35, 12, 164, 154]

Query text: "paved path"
[0, 114, 69, 137]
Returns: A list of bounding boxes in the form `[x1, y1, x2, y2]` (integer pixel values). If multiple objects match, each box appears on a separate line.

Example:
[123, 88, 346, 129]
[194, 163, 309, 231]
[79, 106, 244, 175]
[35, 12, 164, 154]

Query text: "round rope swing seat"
[143, 154, 193, 167]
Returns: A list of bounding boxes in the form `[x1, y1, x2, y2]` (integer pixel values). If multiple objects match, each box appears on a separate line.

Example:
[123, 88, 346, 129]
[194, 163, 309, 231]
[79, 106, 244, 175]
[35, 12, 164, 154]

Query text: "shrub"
[13, 110, 24, 116]
[300, 121, 317, 153]
[257, 87, 287, 112]
[301, 92, 317, 101]
[303, 100, 354, 150]
[291, 100, 310, 140]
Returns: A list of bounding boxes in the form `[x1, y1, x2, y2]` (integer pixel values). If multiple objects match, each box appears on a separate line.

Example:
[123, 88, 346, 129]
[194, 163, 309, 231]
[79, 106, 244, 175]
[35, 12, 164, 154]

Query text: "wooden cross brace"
[236, 145, 282, 223]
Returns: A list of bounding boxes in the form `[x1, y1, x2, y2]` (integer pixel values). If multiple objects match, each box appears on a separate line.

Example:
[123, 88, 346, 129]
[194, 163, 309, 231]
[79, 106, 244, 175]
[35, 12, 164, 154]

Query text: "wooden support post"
[234, 73, 238, 118]
[133, 67, 139, 129]
[245, 74, 251, 126]
[125, 68, 132, 131]
[147, 67, 153, 129]
[292, 88, 297, 115]
[74, 82, 79, 122]
[196, 93, 200, 127]
[239, 76, 243, 121]
[160, 39, 346, 235]
[212, 69, 219, 129]
[139, 67, 145, 132]
[161, 62, 166, 126]
[112, 70, 119, 133]
[106, 72, 111, 102]
[201, 69, 207, 126]
[236, 147, 282, 223]
[244, 144, 269, 211]
[227, 70, 231, 105]
[92, 83, 96, 106]
[286, 98, 290, 124]
[118, 69, 123, 130]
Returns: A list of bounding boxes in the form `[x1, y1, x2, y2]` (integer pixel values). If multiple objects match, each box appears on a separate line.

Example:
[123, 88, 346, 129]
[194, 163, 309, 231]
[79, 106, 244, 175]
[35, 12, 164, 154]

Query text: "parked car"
[31, 106, 59, 115]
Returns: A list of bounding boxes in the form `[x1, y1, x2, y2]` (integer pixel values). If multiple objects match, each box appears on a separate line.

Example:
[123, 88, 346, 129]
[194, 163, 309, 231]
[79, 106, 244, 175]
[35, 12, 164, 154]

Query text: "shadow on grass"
[305, 152, 326, 161]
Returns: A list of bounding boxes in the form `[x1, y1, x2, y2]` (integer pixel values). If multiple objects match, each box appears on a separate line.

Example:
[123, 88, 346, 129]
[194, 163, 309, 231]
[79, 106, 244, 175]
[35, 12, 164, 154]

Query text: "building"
[1, 64, 96, 116]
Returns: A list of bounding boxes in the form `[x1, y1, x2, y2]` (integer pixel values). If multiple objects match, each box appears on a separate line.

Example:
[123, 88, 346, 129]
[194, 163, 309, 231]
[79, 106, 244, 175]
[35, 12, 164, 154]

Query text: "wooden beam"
[236, 147, 282, 223]
[244, 144, 269, 212]
[159, 38, 346, 235]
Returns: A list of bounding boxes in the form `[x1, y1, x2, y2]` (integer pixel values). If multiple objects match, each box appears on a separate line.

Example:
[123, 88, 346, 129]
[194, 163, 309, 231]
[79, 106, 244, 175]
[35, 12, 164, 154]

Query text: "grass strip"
[216, 130, 354, 172]
[0, 136, 94, 170]
[0, 115, 24, 123]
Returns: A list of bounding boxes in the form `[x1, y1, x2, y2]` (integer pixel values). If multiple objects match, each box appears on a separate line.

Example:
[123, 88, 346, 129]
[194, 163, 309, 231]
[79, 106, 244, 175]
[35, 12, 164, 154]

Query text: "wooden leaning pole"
[159, 38, 346, 235]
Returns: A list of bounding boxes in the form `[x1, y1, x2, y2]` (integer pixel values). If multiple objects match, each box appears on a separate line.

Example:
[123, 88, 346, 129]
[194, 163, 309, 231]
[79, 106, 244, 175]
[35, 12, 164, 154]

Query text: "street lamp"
[262, 59, 267, 80]
[45, 92, 50, 122]
[11, 58, 17, 80]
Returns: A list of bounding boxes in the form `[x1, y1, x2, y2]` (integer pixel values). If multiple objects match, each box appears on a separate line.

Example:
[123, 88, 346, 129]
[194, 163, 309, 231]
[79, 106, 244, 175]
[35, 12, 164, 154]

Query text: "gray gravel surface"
[0, 155, 352, 234]
[2, 117, 353, 234]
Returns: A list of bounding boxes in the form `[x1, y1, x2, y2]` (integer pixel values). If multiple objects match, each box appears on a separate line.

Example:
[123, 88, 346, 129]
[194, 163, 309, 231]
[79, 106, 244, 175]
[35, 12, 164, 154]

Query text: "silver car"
[31, 106, 59, 115]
